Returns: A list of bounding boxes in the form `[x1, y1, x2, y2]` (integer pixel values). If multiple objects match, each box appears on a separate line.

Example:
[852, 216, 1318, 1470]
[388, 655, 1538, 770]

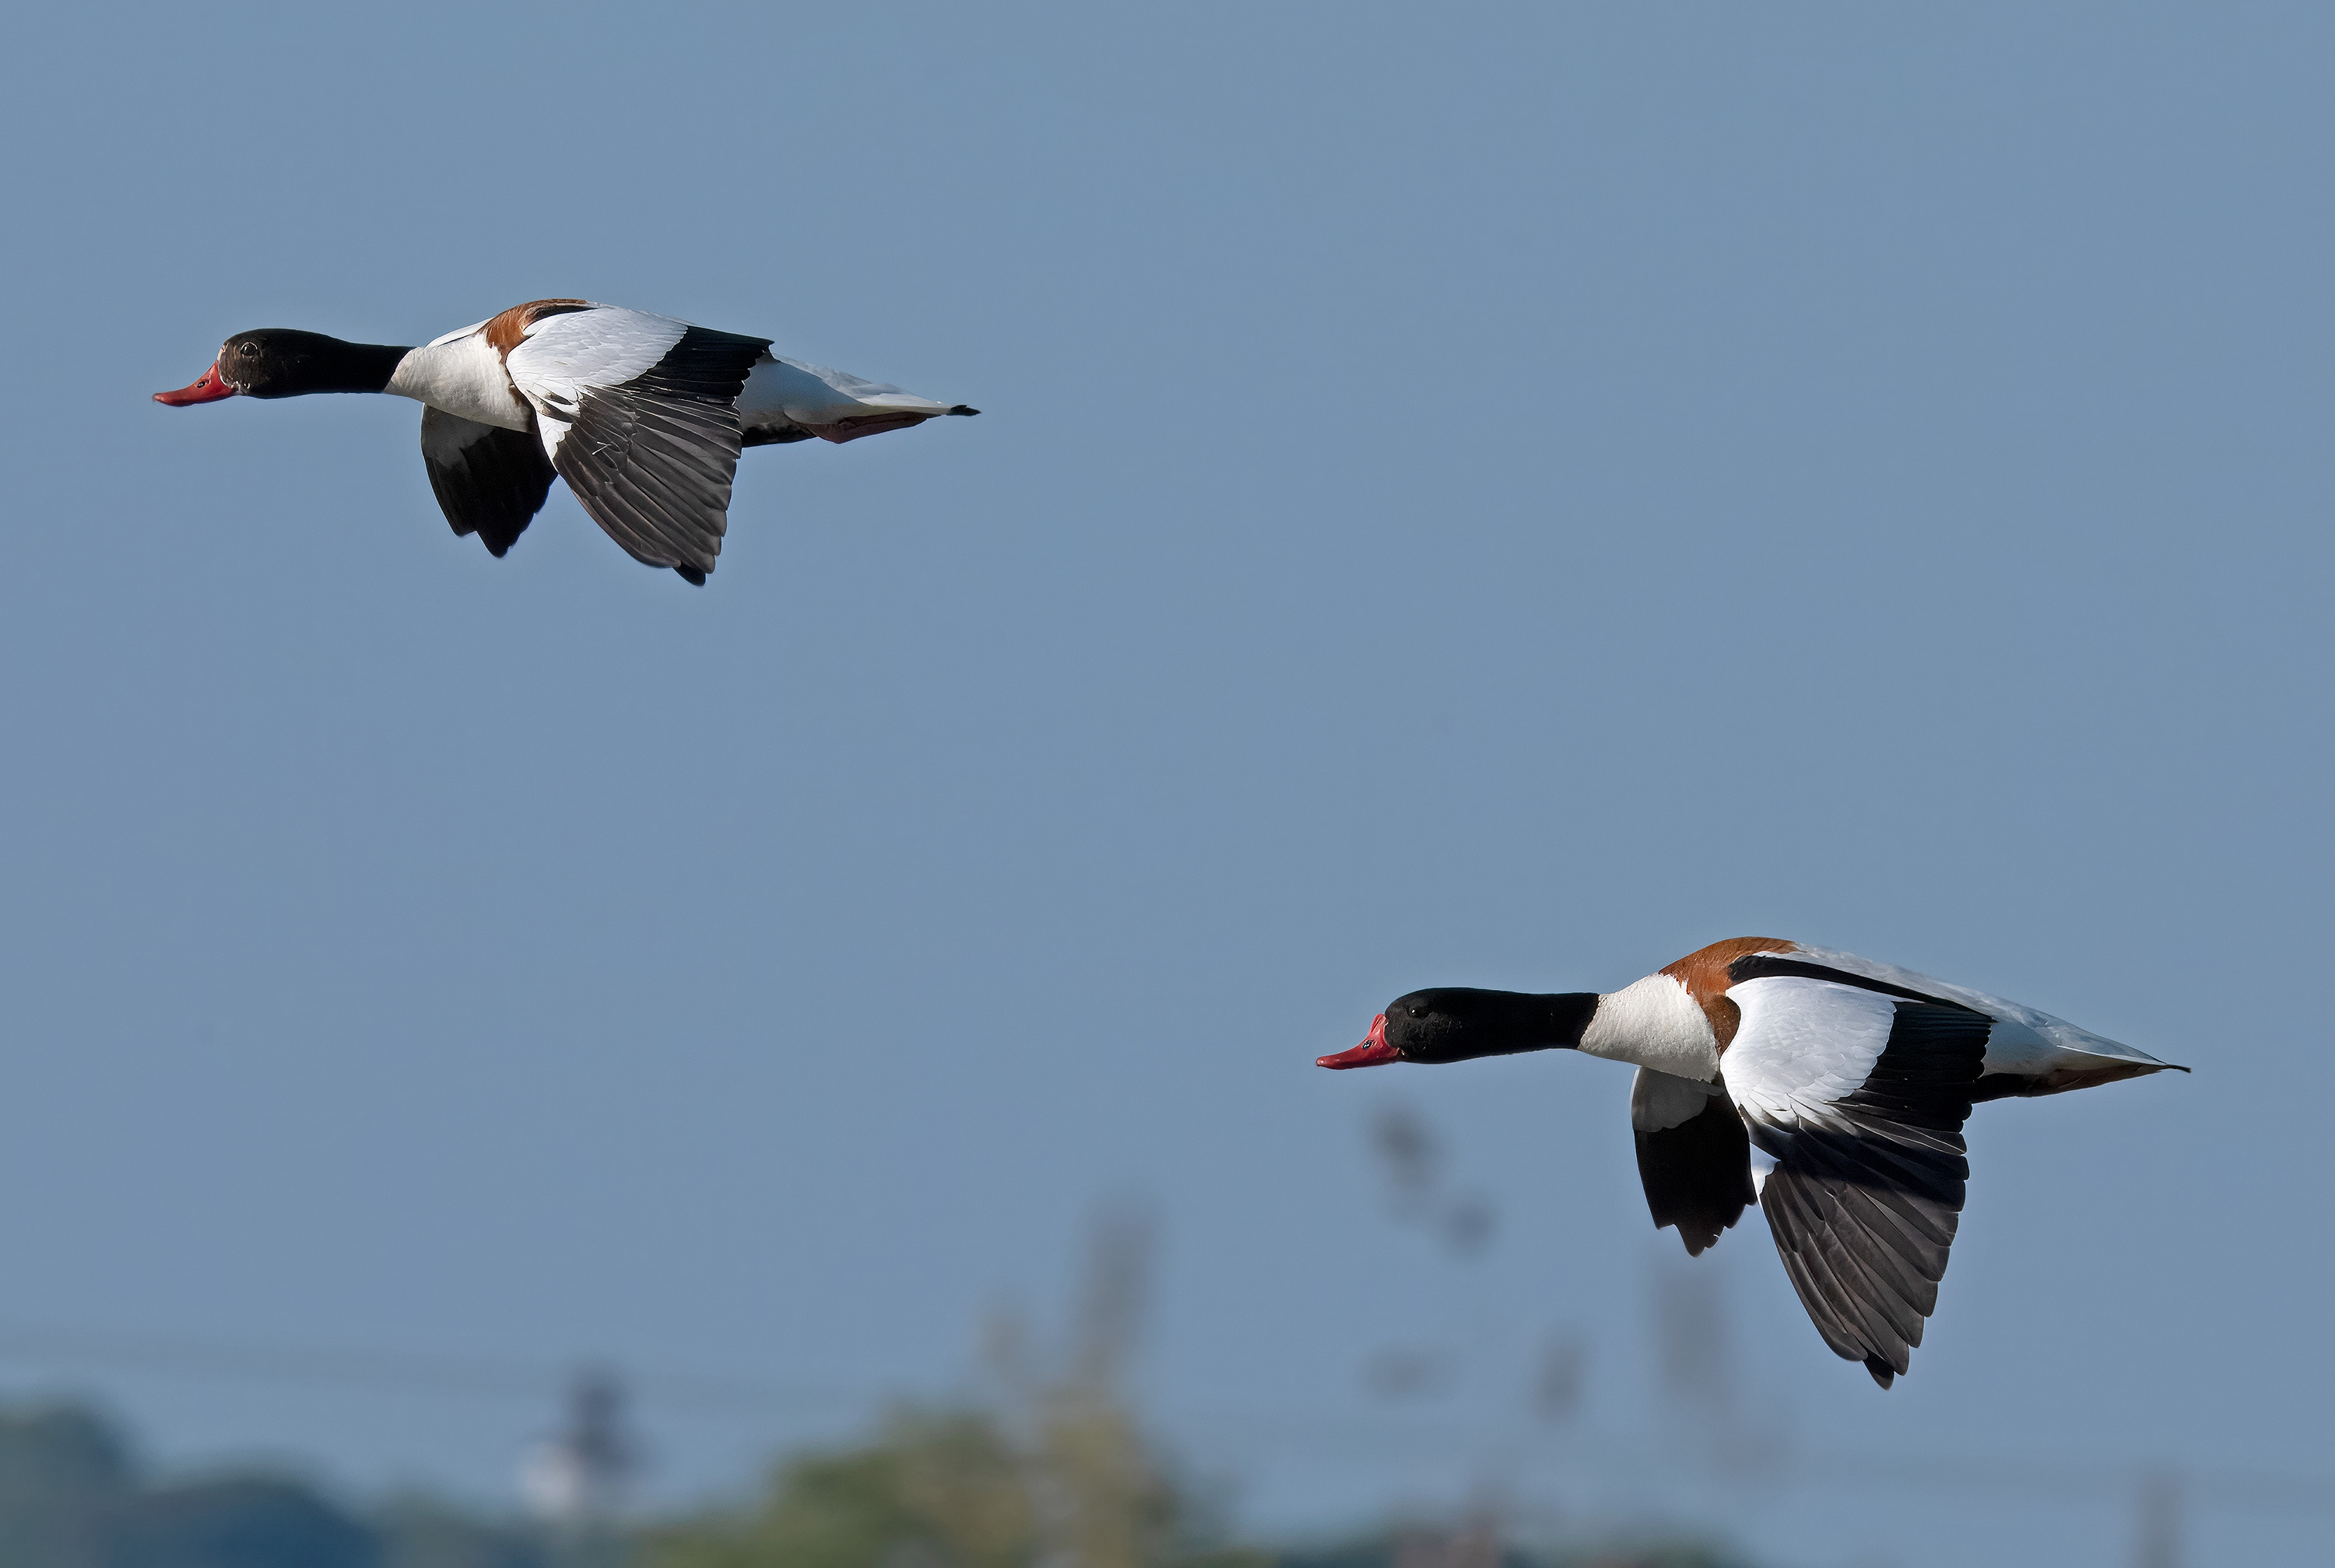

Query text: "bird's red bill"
[1318, 1013, 1401, 1068]
[154, 363, 235, 405]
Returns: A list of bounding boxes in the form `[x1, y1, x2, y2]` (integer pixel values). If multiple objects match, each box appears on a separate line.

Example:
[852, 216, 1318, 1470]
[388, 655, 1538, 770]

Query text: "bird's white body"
[735, 355, 961, 434]
[386, 325, 532, 431]
[1582, 938, 2164, 1087]
[1787, 941, 2151, 1079]
[176, 298, 978, 584]
[386, 303, 965, 455]
[1562, 937, 2177, 1385]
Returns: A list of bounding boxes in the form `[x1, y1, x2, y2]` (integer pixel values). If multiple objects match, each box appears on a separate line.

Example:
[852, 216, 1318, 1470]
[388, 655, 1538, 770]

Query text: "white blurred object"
[521, 1369, 637, 1527]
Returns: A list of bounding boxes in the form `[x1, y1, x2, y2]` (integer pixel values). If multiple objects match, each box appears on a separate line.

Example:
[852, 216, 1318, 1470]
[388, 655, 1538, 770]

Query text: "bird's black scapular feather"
[1726, 953, 1989, 1014]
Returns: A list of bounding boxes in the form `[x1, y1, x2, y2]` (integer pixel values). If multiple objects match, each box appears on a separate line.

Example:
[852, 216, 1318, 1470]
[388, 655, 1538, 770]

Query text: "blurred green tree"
[643, 1205, 1261, 1568]
[640, 1401, 1259, 1568]
[112, 1476, 379, 1568]
[374, 1495, 560, 1568]
[644, 1411, 1032, 1568]
[0, 1404, 137, 1567]
[0, 1402, 387, 1568]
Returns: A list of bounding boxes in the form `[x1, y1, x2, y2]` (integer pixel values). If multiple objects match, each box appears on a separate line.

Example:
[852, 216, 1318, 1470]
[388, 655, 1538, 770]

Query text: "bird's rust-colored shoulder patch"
[1660, 936, 1797, 1051]
[483, 299, 591, 357]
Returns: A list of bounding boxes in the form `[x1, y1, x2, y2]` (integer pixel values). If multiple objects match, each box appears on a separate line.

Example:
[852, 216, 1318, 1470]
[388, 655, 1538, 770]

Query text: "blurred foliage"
[0, 1208, 1763, 1568]
[641, 1207, 1270, 1568]
[111, 1476, 379, 1568]
[374, 1496, 559, 1568]
[641, 1412, 1029, 1568]
[0, 1405, 135, 1566]
[0, 1402, 526, 1568]
[0, 1398, 1764, 1568]
[639, 1403, 1259, 1568]
[1275, 1531, 1754, 1568]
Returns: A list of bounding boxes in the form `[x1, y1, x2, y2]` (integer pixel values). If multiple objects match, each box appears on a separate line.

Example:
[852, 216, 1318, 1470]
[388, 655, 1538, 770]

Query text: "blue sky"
[0, 5, 2330, 1563]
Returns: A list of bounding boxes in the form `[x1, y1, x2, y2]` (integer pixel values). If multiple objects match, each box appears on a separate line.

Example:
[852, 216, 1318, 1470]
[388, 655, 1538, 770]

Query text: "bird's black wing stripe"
[549, 324, 772, 582]
[1750, 1000, 1988, 1388]
[418, 407, 558, 559]
[1634, 1086, 1755, 1258]
[1727, 954, 1989, 1013]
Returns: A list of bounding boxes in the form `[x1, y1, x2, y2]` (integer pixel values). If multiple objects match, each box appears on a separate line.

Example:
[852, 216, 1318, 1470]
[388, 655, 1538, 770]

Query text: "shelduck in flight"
[1319, 938, 2186, 1387]
[155, 300, 978, 584]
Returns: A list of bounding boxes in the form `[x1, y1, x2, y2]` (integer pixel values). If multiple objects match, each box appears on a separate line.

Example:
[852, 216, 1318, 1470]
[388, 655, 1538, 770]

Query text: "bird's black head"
[1318, 987, 1599, 1069]
[155, 329, 411, 405]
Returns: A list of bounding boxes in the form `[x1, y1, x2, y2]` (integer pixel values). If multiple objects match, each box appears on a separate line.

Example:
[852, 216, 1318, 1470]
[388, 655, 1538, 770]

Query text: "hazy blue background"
[0, 4, 2327, 1563]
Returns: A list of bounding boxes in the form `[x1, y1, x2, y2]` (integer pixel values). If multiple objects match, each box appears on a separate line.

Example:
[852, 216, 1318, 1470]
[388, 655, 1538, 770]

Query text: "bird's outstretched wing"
[1721, 974, 1989, 1387]
[419, 406, 559, 559]
[504, 304, 771, 584]
[1631, 1067, 1754, 1257]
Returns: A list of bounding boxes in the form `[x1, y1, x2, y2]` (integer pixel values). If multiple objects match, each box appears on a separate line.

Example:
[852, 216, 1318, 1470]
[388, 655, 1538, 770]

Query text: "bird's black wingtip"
[946, 405, 981, 416]
[675, 565, 708, 587]
[1863, 1356, 1897, 1389]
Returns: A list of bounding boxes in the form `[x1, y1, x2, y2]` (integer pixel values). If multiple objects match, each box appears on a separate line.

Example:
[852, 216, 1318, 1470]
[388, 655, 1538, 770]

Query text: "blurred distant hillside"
[0, 1402, 384, 1568]
[0, 1201, 1766, 1568]
[635, 1405, 1751, 1568]
[0, 1398, 1756, 1568]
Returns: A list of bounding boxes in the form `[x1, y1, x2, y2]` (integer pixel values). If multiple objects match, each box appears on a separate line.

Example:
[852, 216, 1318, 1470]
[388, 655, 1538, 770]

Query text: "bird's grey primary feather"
[538, 324, 772, 583]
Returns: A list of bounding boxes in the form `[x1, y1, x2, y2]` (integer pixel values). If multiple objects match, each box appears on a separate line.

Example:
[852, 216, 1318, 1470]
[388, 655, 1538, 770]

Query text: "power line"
[0, 1318, 2325, 1524]
[0, 1319, 860, 1416]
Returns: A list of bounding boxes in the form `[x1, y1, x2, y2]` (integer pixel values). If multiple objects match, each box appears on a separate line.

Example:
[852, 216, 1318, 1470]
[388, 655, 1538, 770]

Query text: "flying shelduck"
[1320, 937, 2186, 1387]
[156, 300, 978, 584]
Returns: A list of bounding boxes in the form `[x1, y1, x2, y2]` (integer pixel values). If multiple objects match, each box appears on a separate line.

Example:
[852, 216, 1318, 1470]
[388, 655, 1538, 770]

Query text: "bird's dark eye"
[1407, 1005, 1427, 1019]
[239, 342, 260, 358]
